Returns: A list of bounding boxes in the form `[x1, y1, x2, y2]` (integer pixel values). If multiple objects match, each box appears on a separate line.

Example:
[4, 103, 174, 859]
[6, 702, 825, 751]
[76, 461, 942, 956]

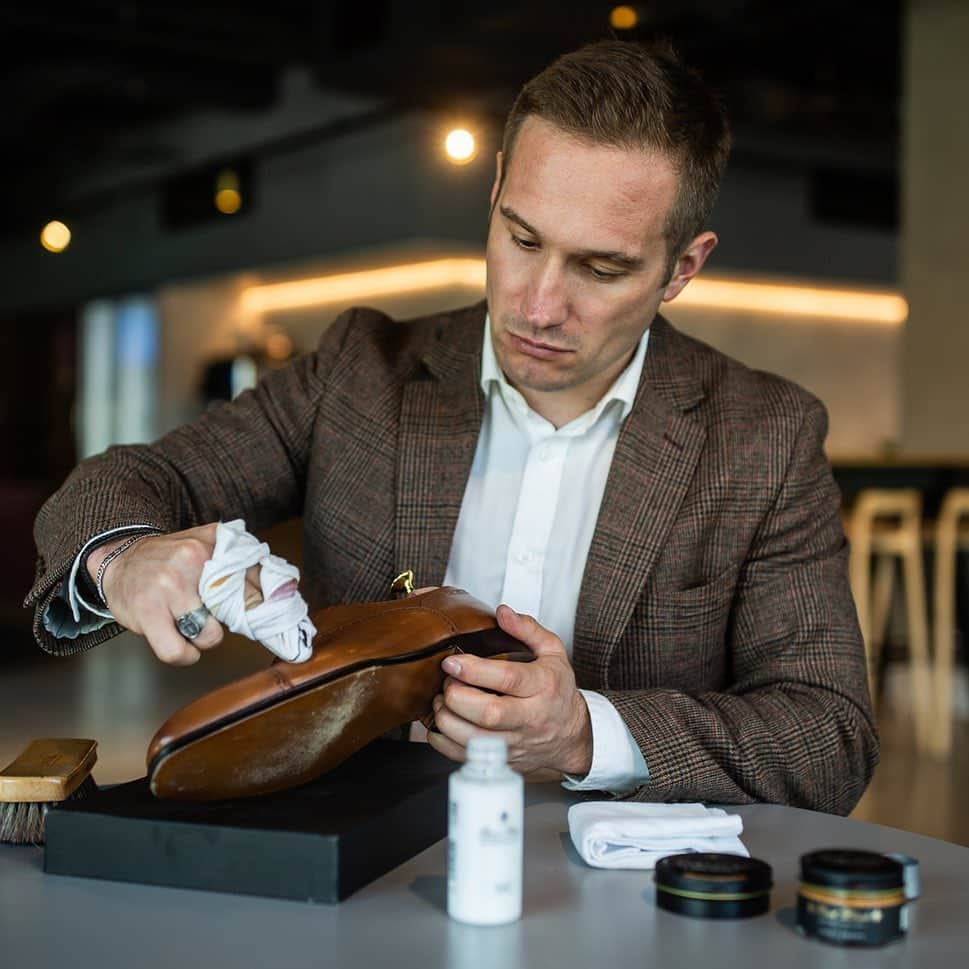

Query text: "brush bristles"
[0, 774, 98, 845]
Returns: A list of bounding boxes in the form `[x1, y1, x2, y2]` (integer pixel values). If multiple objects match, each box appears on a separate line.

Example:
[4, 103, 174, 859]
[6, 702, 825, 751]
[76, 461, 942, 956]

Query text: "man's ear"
[661, 231, 718, 302]
[489, 151, 504, 211]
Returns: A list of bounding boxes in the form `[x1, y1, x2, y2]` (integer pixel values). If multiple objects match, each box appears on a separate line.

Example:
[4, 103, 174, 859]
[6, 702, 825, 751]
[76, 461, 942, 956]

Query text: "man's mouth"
[507, 333, 574, 359]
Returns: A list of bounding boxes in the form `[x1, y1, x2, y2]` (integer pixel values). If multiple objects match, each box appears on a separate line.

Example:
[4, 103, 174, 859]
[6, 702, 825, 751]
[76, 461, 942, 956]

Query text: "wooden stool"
[846, 488, 934, 753]
[932, 488, 969, 757]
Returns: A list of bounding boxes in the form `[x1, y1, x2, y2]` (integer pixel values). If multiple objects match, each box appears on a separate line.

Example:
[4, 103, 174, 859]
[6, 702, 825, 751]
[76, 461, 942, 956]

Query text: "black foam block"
[44, 740, 456, 903]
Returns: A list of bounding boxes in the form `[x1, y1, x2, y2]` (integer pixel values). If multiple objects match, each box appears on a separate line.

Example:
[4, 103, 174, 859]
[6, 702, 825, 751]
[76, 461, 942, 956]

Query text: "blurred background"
[1, 1, 967, 843]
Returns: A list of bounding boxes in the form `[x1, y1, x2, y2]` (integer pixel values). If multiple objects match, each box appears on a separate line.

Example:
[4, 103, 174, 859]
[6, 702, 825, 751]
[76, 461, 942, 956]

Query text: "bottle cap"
[466, 736, 507, 764]
[800, 849, 903, 891]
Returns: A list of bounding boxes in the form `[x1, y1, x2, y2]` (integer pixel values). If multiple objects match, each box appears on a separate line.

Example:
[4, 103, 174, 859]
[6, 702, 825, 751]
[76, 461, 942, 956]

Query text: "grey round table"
[1, 783, 967, 968]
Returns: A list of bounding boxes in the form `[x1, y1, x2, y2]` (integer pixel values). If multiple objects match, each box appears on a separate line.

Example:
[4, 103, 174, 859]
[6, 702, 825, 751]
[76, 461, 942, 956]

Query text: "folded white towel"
[568, 801, 748, 870]
[198, 519, 316, 663]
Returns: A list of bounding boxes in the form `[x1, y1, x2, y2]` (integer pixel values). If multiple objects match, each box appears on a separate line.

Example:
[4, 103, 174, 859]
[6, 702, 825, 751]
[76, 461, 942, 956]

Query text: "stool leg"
[902, 542, 934, 754]
[870, 555, 895, 705]
[932, 519, 957, 757]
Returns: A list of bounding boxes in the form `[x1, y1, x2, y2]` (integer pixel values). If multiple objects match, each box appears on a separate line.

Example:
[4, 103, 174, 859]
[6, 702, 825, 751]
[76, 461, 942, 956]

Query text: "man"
[27, 41, 877, 814]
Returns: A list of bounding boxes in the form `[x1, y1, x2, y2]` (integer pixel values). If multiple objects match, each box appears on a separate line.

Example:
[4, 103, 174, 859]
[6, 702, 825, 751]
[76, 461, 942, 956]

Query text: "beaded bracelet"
[94, 533, 154, 607]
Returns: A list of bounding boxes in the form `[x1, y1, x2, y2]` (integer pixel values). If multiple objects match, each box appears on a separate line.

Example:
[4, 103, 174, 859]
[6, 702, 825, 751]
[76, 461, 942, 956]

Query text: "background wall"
[900, 0, 969, 455]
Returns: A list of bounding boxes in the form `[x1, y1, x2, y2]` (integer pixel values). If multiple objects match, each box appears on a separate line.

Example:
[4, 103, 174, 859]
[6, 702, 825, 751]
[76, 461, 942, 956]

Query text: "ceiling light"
[214, 168, 242, 215]
[241, 259, 487, 313]
[40, 220, 71, 253]
[609, 6, 638, 30]
[445, 129, 476, 165]
[679, 277, 907, 326]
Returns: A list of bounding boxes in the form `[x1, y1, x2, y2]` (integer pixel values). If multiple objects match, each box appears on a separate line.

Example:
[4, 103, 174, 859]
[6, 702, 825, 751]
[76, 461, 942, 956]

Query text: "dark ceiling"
[0, 1, 901, 241]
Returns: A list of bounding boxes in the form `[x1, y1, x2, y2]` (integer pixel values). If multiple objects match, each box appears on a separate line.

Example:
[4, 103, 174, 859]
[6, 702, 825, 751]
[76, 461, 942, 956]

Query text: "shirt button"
[538, 445, 550, 461]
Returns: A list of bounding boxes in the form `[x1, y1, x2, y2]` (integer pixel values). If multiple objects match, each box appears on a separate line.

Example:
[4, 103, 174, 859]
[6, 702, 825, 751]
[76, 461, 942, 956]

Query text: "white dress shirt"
[443, 317, 649, 794]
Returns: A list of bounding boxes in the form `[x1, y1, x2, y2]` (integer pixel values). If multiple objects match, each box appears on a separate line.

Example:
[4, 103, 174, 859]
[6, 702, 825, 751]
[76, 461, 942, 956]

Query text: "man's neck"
[513, 352, 636, 430]
[517, 386, 607, 430]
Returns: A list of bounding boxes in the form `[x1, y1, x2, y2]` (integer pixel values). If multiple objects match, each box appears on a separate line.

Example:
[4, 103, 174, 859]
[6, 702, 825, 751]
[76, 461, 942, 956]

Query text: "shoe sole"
[149, 628, 530, 799]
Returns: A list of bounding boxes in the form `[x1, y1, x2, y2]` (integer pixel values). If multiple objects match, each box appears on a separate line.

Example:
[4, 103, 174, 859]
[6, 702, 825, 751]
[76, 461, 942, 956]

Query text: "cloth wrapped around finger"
[199, 519, 316, 663]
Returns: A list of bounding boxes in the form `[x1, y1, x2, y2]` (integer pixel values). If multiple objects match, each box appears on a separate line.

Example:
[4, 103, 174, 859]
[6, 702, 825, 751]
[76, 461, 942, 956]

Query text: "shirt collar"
[480, 313, 650, 428]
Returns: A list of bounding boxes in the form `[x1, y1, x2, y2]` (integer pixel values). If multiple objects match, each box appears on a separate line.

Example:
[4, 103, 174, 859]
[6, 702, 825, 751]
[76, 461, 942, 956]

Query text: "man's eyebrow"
[574, 247, 644, 270]
[499, 204, 644, 270]
[500, 205, 539, 236]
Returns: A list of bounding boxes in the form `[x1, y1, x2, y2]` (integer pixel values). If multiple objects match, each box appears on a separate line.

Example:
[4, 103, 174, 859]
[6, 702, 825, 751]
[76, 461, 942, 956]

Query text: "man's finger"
[496, 604, 567, 658]
[432, 696, 480, 747]
[163, 642, 202, 666]
[243, 565, 263, 609]
[183, 611, 224, 651]
[140, 606, 203, 666]
[441, 679, 522, 731]
[168, 594, 224, 651]
[440, 653, 535, 697]
[426, 727, 467, 763]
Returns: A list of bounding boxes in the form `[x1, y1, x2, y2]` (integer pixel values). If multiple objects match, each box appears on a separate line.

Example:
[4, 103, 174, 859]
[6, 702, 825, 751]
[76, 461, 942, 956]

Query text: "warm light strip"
[241, 258, 487, 313]
[241, 257, 907, 325]
[679, 278, 907, 325]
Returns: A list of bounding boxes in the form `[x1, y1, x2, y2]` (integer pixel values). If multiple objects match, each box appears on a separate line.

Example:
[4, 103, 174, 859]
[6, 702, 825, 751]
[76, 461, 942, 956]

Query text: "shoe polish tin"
[797, 849, 906, 946]
[654, 853, 773, 919]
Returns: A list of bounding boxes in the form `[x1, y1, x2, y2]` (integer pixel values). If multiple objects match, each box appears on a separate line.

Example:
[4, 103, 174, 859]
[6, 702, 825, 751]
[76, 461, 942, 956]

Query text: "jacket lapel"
[572, 316, 708, 689]
[395, 306, 486, 587]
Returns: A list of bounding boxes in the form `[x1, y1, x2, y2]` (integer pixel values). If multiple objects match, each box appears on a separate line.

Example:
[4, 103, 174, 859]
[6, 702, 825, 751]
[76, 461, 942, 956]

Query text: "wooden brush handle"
[0, 739, 97, 803]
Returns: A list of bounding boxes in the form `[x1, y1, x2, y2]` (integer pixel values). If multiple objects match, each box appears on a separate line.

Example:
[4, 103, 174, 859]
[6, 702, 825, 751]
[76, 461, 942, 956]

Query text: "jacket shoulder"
[315, 301, 485, 380]
[659, 317, 825, 427]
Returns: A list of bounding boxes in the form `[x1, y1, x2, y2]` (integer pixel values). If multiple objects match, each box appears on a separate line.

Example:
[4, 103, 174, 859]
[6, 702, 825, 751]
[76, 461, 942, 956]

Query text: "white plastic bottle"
[447, 736, 524, 925]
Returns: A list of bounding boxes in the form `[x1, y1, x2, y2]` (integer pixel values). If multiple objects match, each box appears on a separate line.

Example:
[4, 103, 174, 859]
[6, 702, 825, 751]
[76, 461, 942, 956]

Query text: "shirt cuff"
[42, 580, 117, 640]
[42, 524, 161, 638]
[561, 689, 650, 796]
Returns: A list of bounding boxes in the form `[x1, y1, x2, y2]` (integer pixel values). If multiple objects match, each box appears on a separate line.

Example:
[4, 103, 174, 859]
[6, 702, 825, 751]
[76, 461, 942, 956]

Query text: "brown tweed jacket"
[28, 301, 877, 813]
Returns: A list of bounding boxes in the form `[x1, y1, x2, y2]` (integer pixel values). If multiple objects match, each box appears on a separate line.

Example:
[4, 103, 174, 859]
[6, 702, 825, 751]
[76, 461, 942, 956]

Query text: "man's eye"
[588, 266, 623, 282]
[511, 234, 539, 250]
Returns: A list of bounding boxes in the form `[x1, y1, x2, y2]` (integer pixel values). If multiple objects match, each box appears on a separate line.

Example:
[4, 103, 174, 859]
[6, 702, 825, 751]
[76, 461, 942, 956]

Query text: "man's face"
[485, 116, 714, 424]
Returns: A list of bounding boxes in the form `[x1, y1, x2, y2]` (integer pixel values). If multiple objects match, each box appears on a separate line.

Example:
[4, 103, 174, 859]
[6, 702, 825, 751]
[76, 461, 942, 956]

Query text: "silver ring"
[175, 605, 212, 640]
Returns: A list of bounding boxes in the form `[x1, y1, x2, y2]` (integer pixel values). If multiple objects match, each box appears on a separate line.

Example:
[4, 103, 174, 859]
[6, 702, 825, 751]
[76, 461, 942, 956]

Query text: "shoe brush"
[0, 739, 98, 845]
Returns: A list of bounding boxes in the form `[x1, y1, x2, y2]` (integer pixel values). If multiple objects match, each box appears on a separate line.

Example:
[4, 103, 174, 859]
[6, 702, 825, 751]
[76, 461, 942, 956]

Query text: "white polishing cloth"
[568, 801, 748, 870]
[198, 519, 316, 663]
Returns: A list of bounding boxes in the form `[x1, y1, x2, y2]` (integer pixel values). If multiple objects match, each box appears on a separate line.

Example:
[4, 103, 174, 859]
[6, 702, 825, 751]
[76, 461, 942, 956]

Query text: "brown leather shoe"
[147, 588, 531, 800]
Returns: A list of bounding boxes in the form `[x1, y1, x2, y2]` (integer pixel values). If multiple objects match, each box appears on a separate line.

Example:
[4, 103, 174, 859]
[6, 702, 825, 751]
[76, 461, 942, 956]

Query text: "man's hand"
[86, 524, 261, 666]
[426, 604, 593, 776]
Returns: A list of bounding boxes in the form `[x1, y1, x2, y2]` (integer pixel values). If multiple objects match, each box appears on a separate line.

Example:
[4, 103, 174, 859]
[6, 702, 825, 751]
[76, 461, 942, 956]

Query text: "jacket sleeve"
[25, 309, 359, 656]
[602, 400, 879, 815]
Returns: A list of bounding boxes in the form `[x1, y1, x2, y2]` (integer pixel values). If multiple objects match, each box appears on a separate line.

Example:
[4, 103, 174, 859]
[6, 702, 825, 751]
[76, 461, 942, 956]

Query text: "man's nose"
[521, 260, 568, 329]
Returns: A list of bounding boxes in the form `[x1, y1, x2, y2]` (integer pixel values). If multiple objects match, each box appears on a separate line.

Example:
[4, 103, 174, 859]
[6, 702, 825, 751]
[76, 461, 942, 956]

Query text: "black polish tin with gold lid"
[654, 853, 773, 919]
[797, 849, 906, 946]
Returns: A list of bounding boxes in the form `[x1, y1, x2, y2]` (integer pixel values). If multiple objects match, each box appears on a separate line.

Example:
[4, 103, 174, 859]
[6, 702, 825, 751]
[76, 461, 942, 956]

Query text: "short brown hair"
[500, 40, 731, 282]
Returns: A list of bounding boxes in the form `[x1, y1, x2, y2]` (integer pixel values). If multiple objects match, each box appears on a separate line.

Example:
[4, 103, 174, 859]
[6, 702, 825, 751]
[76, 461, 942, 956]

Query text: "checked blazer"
[28, 301, 878, 814]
